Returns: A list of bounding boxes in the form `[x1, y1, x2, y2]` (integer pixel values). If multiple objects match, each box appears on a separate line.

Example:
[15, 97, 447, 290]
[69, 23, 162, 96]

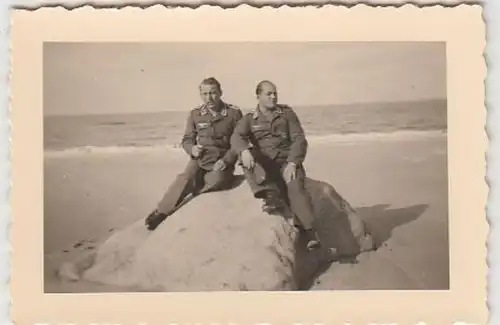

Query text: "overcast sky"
[44, 42, 446, 116]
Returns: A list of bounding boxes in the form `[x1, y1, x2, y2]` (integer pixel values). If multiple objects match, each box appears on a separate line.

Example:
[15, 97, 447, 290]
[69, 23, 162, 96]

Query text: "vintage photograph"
[42, 41, 449, 293]
[9, 5, 487, 325]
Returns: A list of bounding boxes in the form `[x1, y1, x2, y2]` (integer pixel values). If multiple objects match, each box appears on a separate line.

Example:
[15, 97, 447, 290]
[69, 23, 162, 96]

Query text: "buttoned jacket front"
[231, 104, 308, 165]
[182, 102, 243, 170]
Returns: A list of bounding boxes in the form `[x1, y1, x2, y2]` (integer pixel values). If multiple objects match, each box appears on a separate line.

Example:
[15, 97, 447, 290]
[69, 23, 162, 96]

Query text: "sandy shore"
[43, 132, 449, 292]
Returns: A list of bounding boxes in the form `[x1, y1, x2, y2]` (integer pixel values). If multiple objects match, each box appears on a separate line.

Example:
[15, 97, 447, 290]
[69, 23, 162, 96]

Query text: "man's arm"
[221, 109, 244, 165]
[181, 111, 197, 157]
[285, 108, 308, 165]
[230, 113, 253, 155]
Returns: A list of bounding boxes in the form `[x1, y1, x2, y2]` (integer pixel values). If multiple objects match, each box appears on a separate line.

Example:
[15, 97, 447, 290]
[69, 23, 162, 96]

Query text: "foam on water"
[44, 144, 184, 158]
[307, 129, 447, 144]
[44, 99, 447, 153]
[44, 129, 447, 158]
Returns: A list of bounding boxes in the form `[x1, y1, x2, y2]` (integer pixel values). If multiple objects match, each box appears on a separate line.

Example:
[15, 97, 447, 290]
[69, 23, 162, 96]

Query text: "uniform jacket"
[181, 102, 243, 170]
[230, 104, 308, 165]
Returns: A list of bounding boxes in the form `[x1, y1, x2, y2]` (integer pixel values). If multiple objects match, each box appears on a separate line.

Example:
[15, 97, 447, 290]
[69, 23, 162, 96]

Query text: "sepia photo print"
[9, 6, 487, 325]
[43, 41, 449, 293]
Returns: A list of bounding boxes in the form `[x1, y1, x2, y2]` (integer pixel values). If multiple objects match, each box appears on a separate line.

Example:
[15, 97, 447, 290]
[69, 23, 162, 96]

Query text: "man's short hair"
[255, 80, 276, 95]
[200, 77, 222, 92]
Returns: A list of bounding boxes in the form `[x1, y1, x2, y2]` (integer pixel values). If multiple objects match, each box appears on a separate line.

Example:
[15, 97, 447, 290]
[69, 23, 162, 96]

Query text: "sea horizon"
[44, 97, 447, 117]
[44, 98, 447, 154]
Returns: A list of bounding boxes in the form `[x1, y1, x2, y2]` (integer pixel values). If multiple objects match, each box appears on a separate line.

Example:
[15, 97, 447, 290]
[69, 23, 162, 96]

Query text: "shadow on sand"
[218, 176, 429, 291]
[357, 203, 429, 246]
[293, 179, 428, 290]
[54, 174, 428, 292]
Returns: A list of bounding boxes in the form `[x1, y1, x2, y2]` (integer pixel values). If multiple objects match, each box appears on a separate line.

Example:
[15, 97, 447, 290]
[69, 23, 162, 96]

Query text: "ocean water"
[44, 99, 447, 153]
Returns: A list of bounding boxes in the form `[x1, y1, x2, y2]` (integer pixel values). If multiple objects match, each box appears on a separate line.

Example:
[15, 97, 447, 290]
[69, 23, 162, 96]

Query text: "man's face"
[257, 82, 278, 109]
[199, 84, 222, 109]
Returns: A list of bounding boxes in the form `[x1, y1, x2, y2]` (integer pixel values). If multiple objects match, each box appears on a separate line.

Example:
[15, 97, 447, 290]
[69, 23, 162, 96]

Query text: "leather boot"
[145, 209, 170, 231]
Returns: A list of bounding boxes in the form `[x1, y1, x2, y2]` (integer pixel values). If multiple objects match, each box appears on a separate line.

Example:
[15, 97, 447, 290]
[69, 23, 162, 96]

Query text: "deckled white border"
[9, 0, 486, 9]
[1, 2, 498, 325]
[2, 1, 12, 325]
[485, 2, 500, 325]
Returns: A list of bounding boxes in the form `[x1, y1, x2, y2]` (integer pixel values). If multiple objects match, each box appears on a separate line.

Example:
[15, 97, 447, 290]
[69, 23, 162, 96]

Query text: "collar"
[252, 104, 284, 119]
[200, 102, 228, 117]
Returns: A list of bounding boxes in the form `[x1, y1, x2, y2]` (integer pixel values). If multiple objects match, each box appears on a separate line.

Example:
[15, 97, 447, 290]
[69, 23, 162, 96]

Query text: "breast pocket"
[250, 123, 269, 140]
[196, 121, 213, 134]
[212, 118, 233, 137]
[272, 119, 289, 140]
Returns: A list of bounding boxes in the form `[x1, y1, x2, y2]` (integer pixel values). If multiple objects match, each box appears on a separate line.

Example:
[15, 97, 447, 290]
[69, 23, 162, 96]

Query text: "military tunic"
[230, 104, 315, 229]
[231, 104, 307, 165]
[156, 102, 243, 215]
[182, 102, 243, 170]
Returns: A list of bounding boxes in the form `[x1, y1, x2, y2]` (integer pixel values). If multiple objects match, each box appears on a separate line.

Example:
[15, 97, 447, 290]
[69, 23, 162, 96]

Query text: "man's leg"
[198, 167, 235, 194]
[242, 164, 271, 198]
[145, 159, 202, 230]
[239, 158, 284, 214]
[282, 165, 321, 250]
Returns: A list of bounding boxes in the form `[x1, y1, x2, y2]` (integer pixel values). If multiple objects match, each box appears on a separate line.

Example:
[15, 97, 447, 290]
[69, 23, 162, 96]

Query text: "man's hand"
[283, 162, 297, 183]
[213, 159, 227, 171]
[240, 149, 255, 170]
[191, 144, 204, 158]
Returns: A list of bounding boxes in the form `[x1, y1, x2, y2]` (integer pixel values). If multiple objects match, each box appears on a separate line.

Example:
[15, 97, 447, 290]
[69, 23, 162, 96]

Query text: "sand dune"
[55, 175, 375, 292]
[44, 134, 449, 292]
[57, 183, 299, 292]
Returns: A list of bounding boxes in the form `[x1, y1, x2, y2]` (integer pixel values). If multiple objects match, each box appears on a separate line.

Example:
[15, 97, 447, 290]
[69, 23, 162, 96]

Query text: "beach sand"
[43, 132, 449, 292]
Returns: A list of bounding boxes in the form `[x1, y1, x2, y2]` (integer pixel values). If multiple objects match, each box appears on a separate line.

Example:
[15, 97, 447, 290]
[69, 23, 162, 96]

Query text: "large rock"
[58, 176, 375, 291]
[294, 178, 376, 289]
[306, 178, 375, 257]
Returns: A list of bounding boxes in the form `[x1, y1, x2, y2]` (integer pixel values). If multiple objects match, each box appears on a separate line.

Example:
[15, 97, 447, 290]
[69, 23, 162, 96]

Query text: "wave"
[44, 144, 184, 158]
[44, 130, 447, 158]
[306, 129, 447, 144]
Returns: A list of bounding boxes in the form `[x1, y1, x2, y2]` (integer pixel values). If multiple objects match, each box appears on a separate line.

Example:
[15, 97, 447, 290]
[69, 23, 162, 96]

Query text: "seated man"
[230, 80, 321, 251]
[145, 77, 243, 230]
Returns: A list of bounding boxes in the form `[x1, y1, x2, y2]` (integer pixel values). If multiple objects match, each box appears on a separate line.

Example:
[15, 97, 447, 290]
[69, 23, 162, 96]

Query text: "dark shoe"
[145, 209, 169, 231]
[303, 229, 321, 251]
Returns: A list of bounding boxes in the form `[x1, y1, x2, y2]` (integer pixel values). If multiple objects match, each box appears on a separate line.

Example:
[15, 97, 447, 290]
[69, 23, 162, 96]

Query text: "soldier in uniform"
[230, 80, 321, 251]
[145, 77, 243, 230]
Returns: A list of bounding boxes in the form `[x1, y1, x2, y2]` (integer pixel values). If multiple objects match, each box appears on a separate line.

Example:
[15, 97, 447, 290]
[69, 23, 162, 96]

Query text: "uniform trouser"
[157, 159, 234, 215]
[242, 152, 316, 230]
